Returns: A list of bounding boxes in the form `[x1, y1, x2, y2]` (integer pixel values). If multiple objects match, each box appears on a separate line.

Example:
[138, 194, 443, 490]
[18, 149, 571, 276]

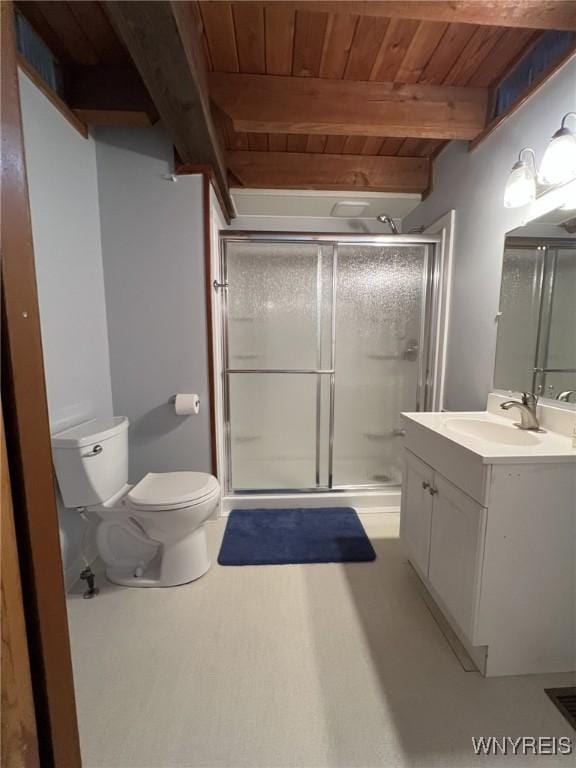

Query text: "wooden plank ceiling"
[198, 0, 541, 178]
[16, 1, 576, 197]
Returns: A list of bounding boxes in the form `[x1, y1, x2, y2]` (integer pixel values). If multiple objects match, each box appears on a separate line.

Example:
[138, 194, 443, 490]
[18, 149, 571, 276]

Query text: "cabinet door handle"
[429, 487, 438, 496]
[422, 481, 430, 490]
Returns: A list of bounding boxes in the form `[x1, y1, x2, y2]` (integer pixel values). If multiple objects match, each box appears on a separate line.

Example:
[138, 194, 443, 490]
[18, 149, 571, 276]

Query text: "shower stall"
[215, 233, 442, 508]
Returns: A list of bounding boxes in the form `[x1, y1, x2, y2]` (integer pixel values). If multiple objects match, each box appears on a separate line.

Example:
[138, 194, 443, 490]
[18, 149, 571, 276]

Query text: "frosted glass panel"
[544, 248, 576, 397]
[229, 374, 324, 490]
[332, 245, 427, 486]
[494, 247, 543, 393]
[226, 242, 332, 370]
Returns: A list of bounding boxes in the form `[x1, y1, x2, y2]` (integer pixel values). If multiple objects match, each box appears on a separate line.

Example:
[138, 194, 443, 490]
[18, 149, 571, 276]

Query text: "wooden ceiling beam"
[104, 1, 234, 219]
[234, 2, 576, 31]
[209, 73, 488, 140]
[227, 151, 430, 192]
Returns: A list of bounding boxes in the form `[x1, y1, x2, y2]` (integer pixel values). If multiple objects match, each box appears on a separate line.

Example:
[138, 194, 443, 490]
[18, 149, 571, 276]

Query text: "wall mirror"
[494, 204, 576, 406]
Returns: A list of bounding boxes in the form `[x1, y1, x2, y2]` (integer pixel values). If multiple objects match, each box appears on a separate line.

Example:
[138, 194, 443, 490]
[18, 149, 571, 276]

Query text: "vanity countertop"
[401, 409, 576, 464]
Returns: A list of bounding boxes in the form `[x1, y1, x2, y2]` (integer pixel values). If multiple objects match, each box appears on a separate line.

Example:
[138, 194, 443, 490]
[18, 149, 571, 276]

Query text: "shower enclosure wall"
[216, 233, 442, 508]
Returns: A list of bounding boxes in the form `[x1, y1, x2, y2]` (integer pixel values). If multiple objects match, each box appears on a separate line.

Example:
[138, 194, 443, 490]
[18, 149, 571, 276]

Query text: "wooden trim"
[209, 72, 489, 140]
[172, 167, 230, 474]
[1, 3, 82, 766]
[470, 44, 576, 151]
[73, 108, 153, 126]
[202, 175, 218, 476]
[176, 162, 233, 225]
[1, 411, 40, 768]
[227, 151, 431, 193]
[240, 2, 576, 31]
[16, 53, 88, 138]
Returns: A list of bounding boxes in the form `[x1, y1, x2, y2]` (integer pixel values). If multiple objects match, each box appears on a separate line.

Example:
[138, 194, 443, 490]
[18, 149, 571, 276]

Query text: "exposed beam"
[209, 73, 488, 140]
[239, 2, 576, 31]
[104, 1, 234, 219]
[227, 151, 430, 192]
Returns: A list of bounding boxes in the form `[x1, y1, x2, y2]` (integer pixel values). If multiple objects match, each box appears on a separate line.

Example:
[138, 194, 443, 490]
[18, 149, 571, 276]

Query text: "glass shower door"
[222, 237, 434, 493]
[332, 245, 430, 487]
[494, 245, 543, 393]
[224, 241, 333, 491]
[536, 245, 576, 397]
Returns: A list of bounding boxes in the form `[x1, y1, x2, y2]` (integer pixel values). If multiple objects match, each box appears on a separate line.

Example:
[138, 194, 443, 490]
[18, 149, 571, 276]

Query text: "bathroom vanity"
[400, 394, 576, 677]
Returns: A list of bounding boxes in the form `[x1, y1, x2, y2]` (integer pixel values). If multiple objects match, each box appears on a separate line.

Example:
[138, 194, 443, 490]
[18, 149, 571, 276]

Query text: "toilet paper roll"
[174, 394, 200, 416]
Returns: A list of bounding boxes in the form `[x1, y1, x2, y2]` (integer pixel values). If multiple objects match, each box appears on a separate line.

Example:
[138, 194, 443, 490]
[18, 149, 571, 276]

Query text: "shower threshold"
[220, 488, 401, 516]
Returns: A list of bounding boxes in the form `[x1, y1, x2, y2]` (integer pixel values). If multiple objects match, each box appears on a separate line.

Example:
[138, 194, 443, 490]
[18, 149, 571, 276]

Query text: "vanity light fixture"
[539, 112, 576, 185]
[503, 147, 537, 208]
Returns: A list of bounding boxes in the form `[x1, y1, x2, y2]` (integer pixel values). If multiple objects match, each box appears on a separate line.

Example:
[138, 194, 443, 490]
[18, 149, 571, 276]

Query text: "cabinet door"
[400, 450, 434, 576]
[428, 475, 487, 641]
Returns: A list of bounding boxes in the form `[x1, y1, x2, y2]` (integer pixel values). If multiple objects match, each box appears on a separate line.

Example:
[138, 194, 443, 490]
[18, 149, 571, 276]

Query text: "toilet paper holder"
[169, 394, 201, 415]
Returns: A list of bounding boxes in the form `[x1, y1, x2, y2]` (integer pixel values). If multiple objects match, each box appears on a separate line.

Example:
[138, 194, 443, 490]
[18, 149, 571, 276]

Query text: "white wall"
[19, 71, 113, 579]
[404, 58, 576, 411]
[95, 126, 212, 482]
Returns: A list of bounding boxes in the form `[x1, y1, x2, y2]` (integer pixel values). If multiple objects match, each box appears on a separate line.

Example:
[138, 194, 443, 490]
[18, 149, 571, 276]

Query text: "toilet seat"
[127, 471, 219, 512]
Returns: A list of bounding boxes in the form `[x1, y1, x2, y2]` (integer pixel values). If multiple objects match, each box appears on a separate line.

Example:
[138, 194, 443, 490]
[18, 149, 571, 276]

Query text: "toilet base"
[104, 525, 211, 588]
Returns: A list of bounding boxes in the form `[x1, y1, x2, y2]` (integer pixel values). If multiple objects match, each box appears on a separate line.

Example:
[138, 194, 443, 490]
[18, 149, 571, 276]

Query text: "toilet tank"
[52, 417, 129, 508]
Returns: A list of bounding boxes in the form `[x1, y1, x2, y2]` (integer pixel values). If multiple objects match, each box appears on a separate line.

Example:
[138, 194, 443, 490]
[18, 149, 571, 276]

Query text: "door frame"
[1, 2, 82, 765]
[215, 231, 443, 495]
[424, 210, 456, 412]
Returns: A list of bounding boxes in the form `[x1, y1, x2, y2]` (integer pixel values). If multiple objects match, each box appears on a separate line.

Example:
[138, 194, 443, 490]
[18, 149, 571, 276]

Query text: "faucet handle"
[522, 391, 538, 406]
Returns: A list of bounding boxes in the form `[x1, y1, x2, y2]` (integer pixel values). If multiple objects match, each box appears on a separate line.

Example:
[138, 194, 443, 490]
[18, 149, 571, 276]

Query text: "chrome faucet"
[557, 390, 576, 403]
[500, 392, 540, 430]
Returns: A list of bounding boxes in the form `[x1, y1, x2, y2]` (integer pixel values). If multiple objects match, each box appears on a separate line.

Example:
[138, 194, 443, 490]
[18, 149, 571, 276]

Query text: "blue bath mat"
[218, 507, 376, 566]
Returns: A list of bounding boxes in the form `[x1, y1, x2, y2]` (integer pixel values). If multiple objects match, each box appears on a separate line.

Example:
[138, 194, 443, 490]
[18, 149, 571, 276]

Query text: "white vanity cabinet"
[427, 473, 486, 643]
[399, 451, 434, 576]
[400, 408, 576, 677]
[401, 450, 486, 644]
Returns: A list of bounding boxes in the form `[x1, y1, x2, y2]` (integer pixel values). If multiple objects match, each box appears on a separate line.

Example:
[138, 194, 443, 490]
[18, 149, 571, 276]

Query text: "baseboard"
[221, 490, 402, 516]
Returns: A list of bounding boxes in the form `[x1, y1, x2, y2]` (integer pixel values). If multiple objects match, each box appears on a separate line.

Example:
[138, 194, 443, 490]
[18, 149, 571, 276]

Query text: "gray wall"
[404, 58, 576, 411]
[95, 126, 212, 482]
[19, 71, 113, 578]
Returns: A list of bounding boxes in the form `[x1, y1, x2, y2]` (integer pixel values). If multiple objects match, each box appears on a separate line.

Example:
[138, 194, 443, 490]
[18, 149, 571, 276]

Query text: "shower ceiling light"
[503, 148, 537, 208]
[539, 112, 576, 186]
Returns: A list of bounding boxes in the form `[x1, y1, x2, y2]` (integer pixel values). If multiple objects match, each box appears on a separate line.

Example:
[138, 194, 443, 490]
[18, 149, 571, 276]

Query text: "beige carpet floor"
[67, 513, 575, 768]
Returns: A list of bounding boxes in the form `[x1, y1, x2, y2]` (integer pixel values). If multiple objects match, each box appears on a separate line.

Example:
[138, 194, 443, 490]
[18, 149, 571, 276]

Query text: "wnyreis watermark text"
[472, 736, 573, 756]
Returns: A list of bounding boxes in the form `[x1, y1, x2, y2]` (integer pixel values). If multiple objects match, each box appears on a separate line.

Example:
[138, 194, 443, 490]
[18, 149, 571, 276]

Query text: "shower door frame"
[218, 232, 442, 496]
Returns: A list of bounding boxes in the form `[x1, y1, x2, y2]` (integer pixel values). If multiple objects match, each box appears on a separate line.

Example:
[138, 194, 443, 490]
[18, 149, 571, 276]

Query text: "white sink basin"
[402, 396, 575, 468]
[445, 418, 542, 446]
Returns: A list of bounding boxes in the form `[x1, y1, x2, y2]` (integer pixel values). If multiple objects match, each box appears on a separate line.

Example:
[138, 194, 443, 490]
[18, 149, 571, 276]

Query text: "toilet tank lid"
[52, 417, 128, 448]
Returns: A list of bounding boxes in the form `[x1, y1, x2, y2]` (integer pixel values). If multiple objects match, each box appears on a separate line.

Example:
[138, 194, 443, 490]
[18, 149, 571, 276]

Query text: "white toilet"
[52, 417, 220, 587]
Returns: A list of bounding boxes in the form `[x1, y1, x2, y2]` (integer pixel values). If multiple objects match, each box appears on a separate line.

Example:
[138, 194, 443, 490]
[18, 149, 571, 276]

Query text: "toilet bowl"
[51, 418, 220, 588]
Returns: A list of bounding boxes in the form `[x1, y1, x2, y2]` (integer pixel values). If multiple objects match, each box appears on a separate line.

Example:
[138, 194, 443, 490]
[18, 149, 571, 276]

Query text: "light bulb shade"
[503, 161, 536, 208]
[539, 128, 576, 185]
